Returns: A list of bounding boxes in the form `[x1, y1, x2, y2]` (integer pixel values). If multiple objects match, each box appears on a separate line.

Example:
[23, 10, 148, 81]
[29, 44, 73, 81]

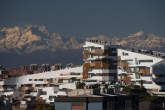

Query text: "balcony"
[119, 76, 131, 84]
[89, 62, 109, 68]
[118, 63, 150, 75]
[90, 49, 104, 55]
[83, 63, 90, 79]
[117, 56, 121, 61]
[83, 50, 89, 60]
[118, 62, 128, 67]
[20, 87, 34, 92]
[139, 68, 150, 75]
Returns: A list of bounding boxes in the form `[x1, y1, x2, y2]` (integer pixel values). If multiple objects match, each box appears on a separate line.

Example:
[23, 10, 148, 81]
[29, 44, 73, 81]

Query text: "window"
[25, 90, 32, 94]
[143, 81, 152, 84]
[58, 79, 63, 83]
[130, 68, 134, 72]
[135, 74, 140, 79]
[127, 60, 133, 65]
[72, 79, 80, 82]
[25, 84, 32, 87]
[139, 60, 153, 64]
[36, 84, 42, 87]
[88, 73, 96, 78]
[43, 84, 47, 87]
[85, 80, 97, 82]
[63, 79, 69, 83]
[111, 48, 116, 51]
[49, 96, 54, 101]
[40, 91, 47, 95]
[109, 65, 117, 69]
[49, 84, 56, 87]
[39, 79, 43, 81]
[130, 67, 140, 72]
[47, 78, 53, 83]
[122, 52, 129, 56]
[134, 67, 140, 72]
[70, 73, 80, 75]
[125, 53, 128, 55]
[90, 54, 94, 58]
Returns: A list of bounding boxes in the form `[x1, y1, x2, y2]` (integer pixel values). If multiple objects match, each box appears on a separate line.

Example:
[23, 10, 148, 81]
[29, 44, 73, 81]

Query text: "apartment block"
[117, 48, 163, 94]
[0, 66, 83, 103]
[83, 40, 165, 95]
[83, 40, 119, 84]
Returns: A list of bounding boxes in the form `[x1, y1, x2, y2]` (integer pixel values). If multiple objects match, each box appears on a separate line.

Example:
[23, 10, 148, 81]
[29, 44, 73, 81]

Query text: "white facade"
[118, 48, 164, 93]
[0, 66, 83, 100]
[83, 40, 165, 94]
[83, 40, 119, 84]
[4, 66, 82, 86]
[39, 87, 66, 103]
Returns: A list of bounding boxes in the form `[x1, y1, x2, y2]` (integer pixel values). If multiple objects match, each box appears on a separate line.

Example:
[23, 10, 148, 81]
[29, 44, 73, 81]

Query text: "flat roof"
[55, 95, 137, 102]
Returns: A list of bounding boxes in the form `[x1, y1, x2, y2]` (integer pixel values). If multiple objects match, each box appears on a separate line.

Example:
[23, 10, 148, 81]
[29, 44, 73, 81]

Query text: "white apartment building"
[0, 66, 83, 102]
[83, 40, 119, 84]
[118, 48, 163, 94]
[83, 40, 165, 94]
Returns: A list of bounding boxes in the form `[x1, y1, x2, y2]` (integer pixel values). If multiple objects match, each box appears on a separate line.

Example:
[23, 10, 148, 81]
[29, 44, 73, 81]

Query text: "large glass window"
[135, 74, 140, 79]
[134, 67, 140, 72]
[129, 67, 139, 72]
[139, 60, 153, 64]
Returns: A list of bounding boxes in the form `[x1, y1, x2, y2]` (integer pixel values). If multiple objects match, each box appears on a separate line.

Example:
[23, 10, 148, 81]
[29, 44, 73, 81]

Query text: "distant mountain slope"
[0, 25, 81, 54]
[86, 32, 165, 52]
[0, 25, 165, 67]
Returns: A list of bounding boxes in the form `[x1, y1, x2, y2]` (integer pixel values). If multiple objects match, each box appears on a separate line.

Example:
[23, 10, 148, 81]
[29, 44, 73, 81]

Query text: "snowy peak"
[0, 25, 81, 54]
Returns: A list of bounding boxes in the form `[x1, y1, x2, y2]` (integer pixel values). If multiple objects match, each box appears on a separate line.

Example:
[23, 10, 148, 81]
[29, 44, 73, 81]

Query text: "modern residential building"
[83, 40, 165, 94]
[83, 40, 119, 84]
[117, 48, 163, 93]
[0, 66, 83, 103]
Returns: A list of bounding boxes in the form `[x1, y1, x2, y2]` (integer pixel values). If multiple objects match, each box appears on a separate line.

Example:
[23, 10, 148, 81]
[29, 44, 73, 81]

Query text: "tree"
[122, 85, 151, 102]
[76, 82, 85, 89]
[89, 84, 100, 89]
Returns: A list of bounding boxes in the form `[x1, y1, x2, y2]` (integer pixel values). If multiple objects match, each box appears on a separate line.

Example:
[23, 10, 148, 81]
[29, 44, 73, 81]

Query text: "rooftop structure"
[87, 40, 120, 46]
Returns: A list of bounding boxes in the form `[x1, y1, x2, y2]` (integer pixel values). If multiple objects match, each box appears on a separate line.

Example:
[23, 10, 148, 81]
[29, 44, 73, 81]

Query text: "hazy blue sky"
[0, 0, 165, 37]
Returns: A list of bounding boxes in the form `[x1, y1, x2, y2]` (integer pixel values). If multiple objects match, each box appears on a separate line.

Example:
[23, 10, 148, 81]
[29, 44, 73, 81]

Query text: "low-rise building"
[55, 95, 138, 110]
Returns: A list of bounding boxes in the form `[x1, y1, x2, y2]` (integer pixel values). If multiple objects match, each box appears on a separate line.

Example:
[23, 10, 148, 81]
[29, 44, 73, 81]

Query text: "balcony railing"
[83, 50, 89, 60]
[89, 62, 109, 68]
[90, 49, 104, 55]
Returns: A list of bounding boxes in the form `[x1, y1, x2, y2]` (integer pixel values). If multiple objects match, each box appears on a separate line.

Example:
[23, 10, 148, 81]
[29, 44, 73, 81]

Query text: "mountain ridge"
[0, 25, 165, 67]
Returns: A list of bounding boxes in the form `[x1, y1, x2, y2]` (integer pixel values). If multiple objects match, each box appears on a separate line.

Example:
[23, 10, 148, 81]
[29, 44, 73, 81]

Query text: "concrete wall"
[55, 102, 72, 110]
[88, 102, 102, 110]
